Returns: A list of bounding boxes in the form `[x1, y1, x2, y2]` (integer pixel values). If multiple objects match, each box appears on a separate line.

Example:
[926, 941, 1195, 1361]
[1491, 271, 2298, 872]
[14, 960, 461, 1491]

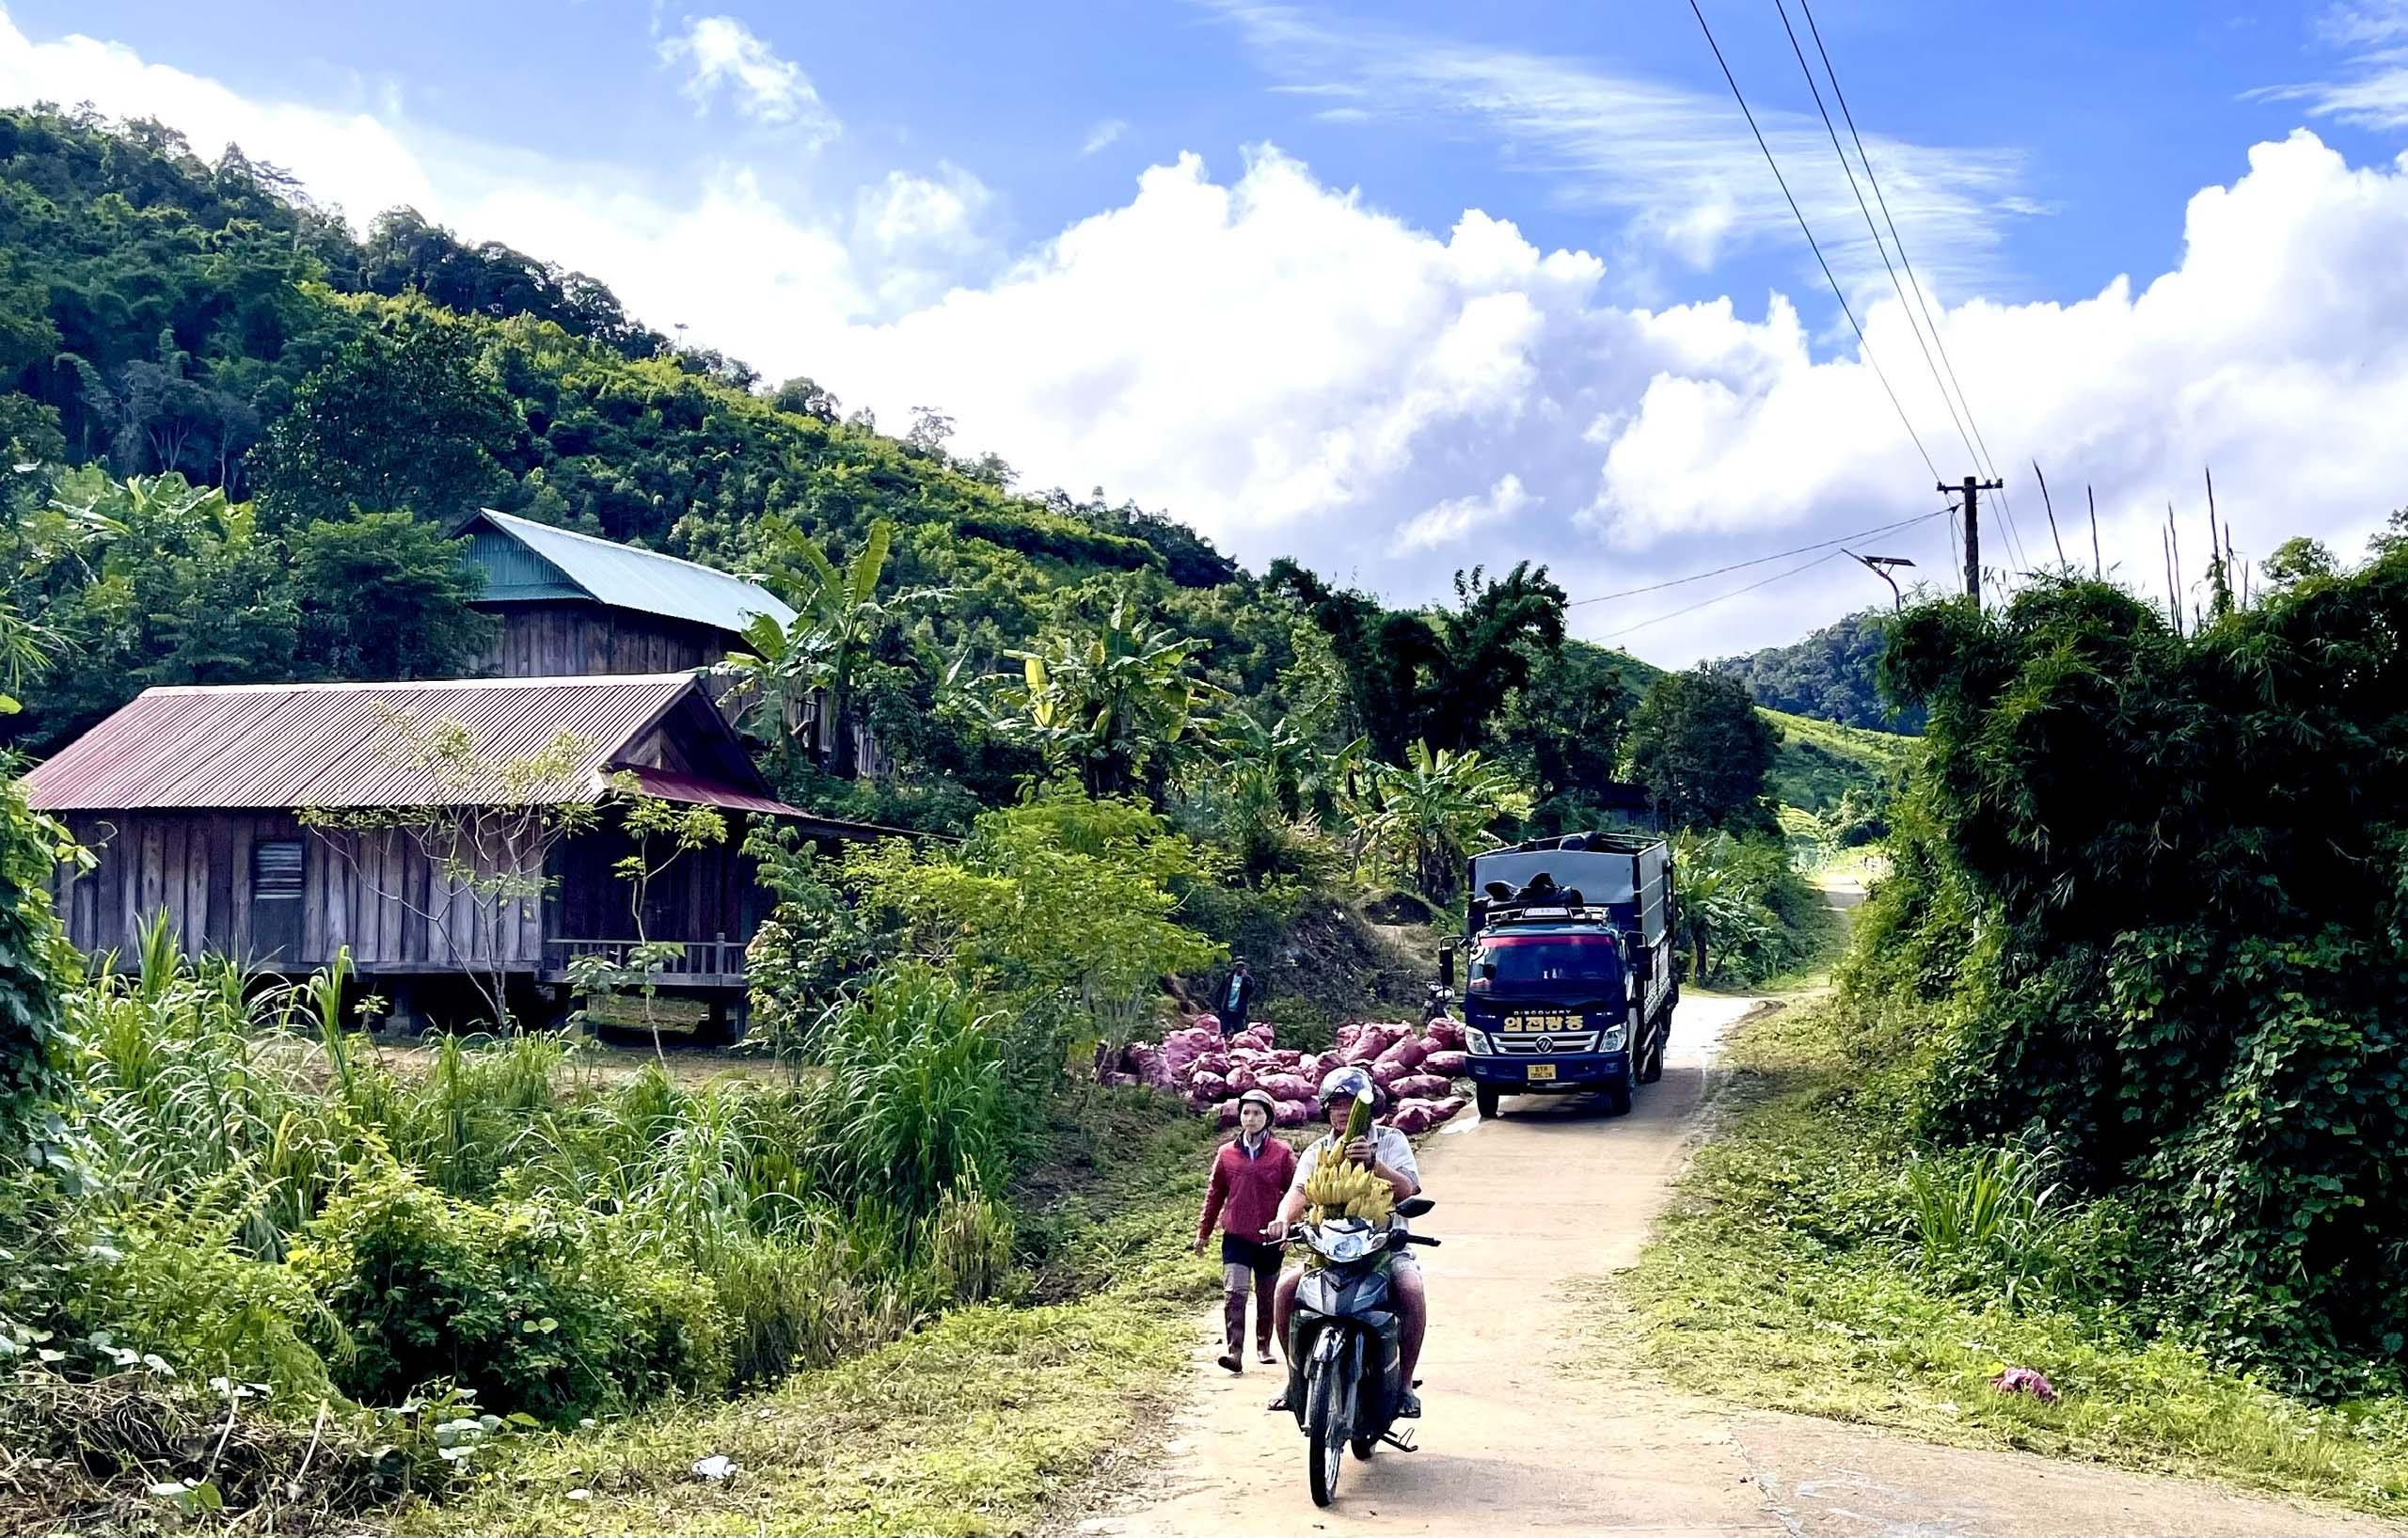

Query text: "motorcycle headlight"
[1310, 1227, 1374, 1263]
[1465, 1027, 1493, 1056]
[1600, 1023, 1627, 1052]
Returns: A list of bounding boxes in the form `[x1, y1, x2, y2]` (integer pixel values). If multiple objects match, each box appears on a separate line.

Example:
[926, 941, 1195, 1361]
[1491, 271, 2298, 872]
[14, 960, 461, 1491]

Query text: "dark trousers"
[1221, 1234, 1280, 1355]
[1216, 1007, 1247, 1037]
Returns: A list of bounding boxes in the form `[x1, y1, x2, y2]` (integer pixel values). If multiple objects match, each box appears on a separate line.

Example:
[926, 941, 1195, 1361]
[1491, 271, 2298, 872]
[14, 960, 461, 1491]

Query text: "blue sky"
[8, 1, 2408, 661]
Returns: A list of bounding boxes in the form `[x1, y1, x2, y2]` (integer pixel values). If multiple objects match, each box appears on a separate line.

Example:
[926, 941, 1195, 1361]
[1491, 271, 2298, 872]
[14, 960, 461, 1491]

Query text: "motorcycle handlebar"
[1403, 1234, 1441, 1246]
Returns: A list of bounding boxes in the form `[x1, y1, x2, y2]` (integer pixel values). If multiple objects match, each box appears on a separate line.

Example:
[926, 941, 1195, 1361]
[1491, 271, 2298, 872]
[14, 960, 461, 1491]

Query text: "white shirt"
[1288, 1124, 1420, 1199]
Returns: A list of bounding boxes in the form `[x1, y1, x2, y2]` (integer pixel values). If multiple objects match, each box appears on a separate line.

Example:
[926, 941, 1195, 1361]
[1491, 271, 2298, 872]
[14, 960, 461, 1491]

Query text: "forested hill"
[1712, 608, 1925, 733]
[0, 106, 1225, 583]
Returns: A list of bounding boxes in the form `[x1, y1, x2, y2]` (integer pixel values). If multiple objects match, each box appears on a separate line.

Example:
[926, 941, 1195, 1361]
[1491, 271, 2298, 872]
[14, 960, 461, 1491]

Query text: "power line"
[1594, 547, 1850, 642]
[1795, 0, 2031, 575]
[1683, 0, 1941, 483]
[1566, 506, 1955, 609]
[1771, 0, 1981, 477]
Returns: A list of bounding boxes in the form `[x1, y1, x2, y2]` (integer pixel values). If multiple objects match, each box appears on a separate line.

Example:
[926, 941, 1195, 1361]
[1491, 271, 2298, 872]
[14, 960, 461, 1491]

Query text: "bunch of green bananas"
[1303, 1156, 1395, 1223]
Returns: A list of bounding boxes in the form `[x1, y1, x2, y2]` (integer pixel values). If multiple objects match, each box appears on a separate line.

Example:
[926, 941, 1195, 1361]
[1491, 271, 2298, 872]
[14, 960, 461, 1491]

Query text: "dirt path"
[1078, 990, 2396, 1538]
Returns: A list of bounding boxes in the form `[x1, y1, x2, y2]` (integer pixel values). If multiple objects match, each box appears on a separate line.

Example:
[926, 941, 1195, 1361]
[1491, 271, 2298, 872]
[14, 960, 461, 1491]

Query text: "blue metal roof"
[467, 510, 796, 636]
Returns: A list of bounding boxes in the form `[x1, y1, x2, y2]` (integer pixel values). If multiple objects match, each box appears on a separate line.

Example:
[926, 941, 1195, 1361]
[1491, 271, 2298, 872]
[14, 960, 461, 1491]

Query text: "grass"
[403, 1086, 1228, 1536]
[1613, 1002, 2408, 1515]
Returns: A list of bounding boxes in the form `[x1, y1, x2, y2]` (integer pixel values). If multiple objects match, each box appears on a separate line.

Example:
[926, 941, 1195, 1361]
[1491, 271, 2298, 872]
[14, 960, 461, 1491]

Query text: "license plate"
[1526, 1064, 1558, 1082]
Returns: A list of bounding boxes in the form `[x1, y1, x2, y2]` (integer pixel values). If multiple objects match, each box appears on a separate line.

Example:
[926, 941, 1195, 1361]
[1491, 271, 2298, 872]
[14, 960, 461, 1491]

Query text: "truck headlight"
[1600, 1023, 1627, 1052]
[1465, 1027, 1493, 1056]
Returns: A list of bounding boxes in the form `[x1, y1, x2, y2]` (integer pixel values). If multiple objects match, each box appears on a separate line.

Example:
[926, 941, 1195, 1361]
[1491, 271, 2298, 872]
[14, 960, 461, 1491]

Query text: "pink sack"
[1420, 1050, 1468, 1076]
[1195, 1051, 1231, 1078]
[1391, 1073, 1450, 1102]
[1389, 1102, 1436, 1134]
[1334, 1023, 1366, 1051]
[1275, 1099, 1311, 1127]
[1162, 1025, 1220, 1080]
[1127, 1044, 1170, 1089]
[1423, 1019, 1465, 1051]
[1431, 1095, 1466, 1120]
[1214, 1099, 1242, 1128]
[1227, 1066, 1259, 1094]
[1188, 1070, 1230, 1101]
[1257, 1072, 1315, 1102]
[1369, 1059, 1405, 1089]
[1346, 1024, 1406, 1065]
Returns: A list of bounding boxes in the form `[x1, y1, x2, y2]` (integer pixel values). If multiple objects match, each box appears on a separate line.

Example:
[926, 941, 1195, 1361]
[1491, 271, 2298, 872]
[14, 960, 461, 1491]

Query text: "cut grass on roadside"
[1614, 1003, 2408, 1516]
[405, 1087, 1225, 1537]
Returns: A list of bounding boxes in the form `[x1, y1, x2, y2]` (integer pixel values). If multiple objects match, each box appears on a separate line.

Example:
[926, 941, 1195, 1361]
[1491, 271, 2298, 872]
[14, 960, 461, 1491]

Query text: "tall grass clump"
[808, 959, 1029, 1221]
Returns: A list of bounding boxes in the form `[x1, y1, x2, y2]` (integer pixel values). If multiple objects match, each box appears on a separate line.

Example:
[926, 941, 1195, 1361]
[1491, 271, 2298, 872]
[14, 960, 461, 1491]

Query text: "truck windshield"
[1473, 935, 1621, 989]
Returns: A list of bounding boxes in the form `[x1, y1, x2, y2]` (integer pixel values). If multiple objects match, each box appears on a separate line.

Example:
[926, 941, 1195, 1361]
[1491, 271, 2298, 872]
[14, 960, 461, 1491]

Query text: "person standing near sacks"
[1214, 958, 1258, 1038]
[1194, 1088, 1296, 1372]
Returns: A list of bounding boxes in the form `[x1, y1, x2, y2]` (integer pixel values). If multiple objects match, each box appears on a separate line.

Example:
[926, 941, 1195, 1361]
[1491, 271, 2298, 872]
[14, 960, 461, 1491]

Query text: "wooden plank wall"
[53, 812, 548, 974]
[481, 604, 722, 679]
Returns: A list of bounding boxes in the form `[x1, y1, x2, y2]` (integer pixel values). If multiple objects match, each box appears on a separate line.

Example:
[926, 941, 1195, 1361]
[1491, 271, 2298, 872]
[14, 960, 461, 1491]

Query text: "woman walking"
[1195, 1088, 1296, 1372]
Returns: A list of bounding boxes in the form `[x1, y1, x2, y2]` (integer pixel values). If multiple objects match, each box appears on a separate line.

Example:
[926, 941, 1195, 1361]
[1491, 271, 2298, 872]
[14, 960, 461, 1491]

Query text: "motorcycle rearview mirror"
[1438, 944, 1455, 990]
[1395, 1196, 1435, 1219]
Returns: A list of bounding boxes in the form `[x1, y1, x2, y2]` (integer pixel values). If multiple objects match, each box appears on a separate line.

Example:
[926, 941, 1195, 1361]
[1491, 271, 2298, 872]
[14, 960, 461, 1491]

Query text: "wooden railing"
[545, 934, 747, 981]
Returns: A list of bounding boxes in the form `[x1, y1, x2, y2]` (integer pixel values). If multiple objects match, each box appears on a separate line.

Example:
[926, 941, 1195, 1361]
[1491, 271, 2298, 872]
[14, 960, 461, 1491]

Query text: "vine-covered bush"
[1869, 550, 2408, 1392]
[0, 761, 75, 1159]
[290, 1165, 729, 1423]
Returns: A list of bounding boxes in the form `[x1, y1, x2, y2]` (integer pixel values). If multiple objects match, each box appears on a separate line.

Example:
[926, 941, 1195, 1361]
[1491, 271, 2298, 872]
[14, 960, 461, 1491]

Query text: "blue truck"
[1439, 831, 1677, 1119]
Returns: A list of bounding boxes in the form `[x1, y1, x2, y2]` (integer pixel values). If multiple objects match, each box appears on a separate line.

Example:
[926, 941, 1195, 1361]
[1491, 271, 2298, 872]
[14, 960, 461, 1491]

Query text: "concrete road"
[1079, 991, 2397, 1538]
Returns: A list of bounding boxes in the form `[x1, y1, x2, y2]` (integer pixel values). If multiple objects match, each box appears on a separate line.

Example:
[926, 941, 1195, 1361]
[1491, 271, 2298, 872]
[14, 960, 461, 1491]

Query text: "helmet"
[1235, 1087, 1276, 1118]
[1317, 1065, 1379, 1111]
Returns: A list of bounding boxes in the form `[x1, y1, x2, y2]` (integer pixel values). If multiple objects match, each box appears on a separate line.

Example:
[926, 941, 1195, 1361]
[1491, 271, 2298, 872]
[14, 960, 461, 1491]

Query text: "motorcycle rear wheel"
[1306, 1356, 1349, 1507]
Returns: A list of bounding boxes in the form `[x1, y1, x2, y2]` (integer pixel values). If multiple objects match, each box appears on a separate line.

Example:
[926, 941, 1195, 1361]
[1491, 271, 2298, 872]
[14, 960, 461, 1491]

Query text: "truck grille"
[1493, 1032, 1599, 1055]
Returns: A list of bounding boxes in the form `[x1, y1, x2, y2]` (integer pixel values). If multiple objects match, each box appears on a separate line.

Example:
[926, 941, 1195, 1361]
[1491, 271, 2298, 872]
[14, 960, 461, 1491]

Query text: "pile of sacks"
[1093, 1015, 1473, 1134]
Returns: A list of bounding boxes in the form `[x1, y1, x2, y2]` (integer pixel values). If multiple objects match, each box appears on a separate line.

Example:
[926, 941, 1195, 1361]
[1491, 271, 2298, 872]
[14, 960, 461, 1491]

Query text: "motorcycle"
[1281, 1195, 1439, 1507]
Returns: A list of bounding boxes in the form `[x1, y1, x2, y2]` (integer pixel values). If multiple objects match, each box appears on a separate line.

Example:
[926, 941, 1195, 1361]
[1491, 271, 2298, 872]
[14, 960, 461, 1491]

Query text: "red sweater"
[1197, 1134, 1298, 1245]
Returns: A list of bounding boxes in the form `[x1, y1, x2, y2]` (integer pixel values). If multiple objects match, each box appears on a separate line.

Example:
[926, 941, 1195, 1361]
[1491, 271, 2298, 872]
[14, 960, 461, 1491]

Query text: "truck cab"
[1443, 832, 1677, 1119]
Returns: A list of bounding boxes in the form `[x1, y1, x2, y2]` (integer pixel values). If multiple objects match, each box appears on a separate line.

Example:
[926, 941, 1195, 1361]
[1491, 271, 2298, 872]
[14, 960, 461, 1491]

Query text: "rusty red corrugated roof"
[22, 674, 701, 811]
[617, 766, 804, 818]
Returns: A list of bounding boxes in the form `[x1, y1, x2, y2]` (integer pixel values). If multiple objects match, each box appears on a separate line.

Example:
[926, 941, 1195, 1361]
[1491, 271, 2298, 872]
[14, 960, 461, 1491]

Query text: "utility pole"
[1940, 475, 2004, 607]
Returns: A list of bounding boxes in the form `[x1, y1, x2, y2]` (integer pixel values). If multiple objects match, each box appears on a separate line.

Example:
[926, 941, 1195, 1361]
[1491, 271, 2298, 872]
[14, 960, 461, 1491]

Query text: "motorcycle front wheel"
[1305, 1352, 1351, 1507]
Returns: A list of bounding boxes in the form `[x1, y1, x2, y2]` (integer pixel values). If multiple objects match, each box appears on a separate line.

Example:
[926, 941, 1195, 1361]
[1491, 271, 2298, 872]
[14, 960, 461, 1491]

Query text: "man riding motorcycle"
[1264, 1066, 1427, 1419]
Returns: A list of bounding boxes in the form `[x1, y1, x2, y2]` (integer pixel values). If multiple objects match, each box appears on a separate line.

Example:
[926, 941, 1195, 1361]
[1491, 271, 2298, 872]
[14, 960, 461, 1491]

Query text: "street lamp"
[1844, 550, 1917, 611]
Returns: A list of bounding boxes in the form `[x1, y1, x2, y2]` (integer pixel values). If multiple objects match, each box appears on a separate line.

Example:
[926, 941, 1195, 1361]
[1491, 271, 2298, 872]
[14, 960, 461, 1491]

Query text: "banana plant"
[993, 597, 1219, 799]
[1368, 740, 1527, 900]
[721, 517, 946, 780]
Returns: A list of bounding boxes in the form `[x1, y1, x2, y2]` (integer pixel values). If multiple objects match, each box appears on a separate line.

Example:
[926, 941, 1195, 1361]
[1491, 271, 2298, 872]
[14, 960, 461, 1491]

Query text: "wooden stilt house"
[20, 672, 879, 1033]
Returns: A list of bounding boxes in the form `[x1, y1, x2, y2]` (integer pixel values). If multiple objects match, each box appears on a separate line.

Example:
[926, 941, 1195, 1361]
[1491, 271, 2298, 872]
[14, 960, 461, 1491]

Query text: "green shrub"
[808, 961, 1028, 1222]
[0, 756, 76, 1159]
[1870, 556, 2408, 1392]
[290, 1165, 728, 1423]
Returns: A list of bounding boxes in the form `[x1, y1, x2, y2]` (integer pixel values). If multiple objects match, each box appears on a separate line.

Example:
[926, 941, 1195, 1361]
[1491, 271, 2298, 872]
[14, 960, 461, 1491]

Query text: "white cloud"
[850, 164, 999, 310]
[1397, 474, 1533, 551]
[658, 15, 837, 140]
[1081, 118, 1128, 155]
[2248, 1, 2408, 129]
[8, 11, 2408, 668]
[1199, 1, 2032, 297]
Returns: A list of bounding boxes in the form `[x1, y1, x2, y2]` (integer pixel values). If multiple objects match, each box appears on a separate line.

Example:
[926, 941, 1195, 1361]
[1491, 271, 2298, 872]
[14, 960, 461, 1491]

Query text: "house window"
[253, 840, 304, 896]
[250, 838, 304, 961]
